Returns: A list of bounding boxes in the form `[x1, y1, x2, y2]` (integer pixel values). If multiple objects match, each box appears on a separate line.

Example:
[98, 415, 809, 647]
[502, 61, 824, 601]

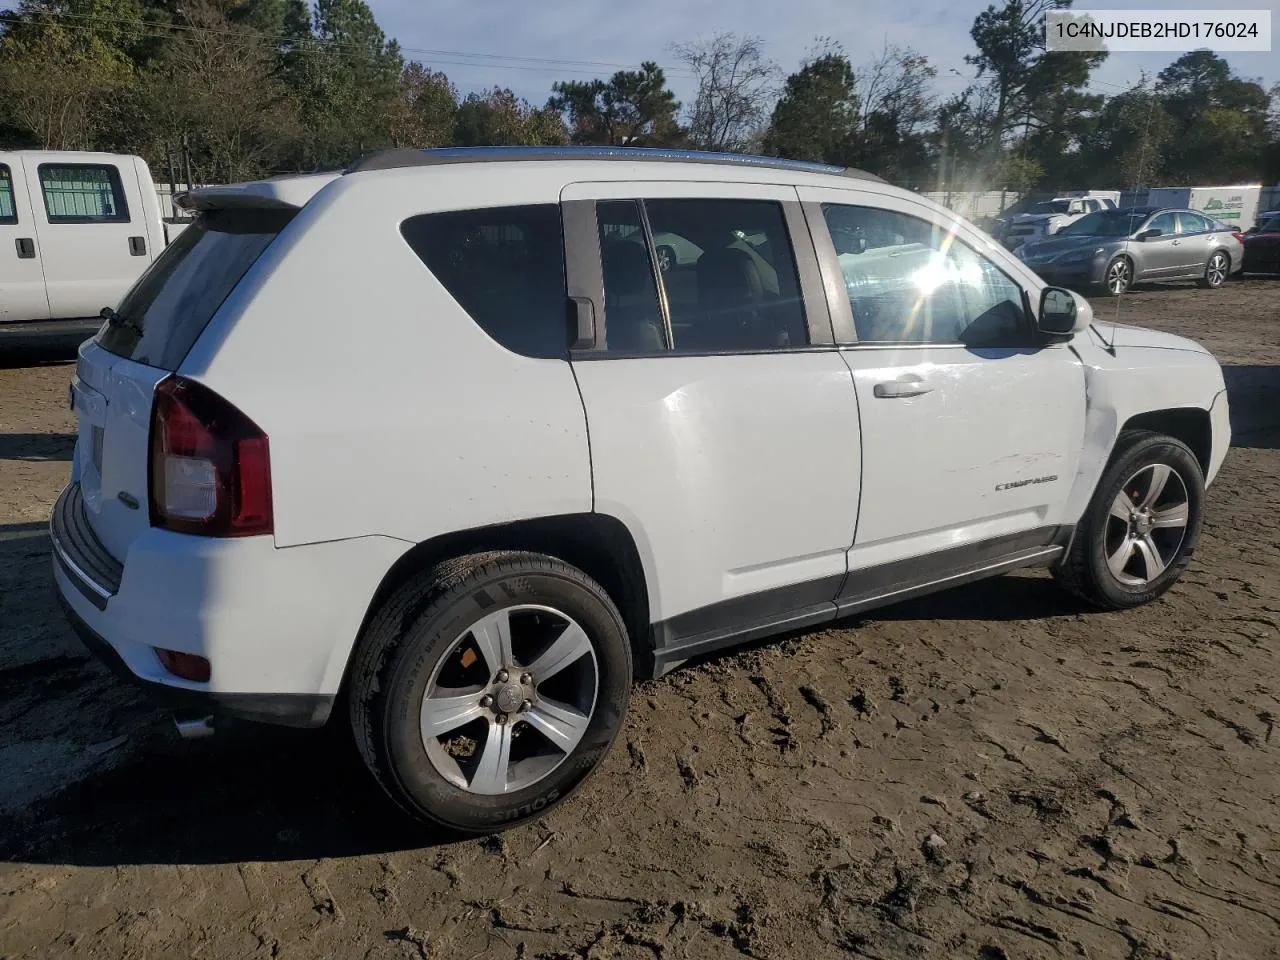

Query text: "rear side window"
[0, 165, 16, 224]
[96, 208, 294, 370]
[401, 204, 569, 359]
[1177, 212, 1211, 234]
[39, 164, 130, 223]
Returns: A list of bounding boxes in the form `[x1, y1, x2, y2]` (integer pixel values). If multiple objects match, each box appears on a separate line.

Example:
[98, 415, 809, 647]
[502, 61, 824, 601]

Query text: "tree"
[453, 88, 566, 146]
[966, 0, 1103, 158]
[762, 49, 858, 164]
[1077, 79, 1172, 188]
[1155, 50, 1270, 182]
[851, 45, 937, 182]
[547, 62, 681, 146]
[389, 63, 458, 148]
[284, 0, 405, 167]
[131, 1, 299, 183]
[0, 3, 135, 150]
[671, 34, 778, 152]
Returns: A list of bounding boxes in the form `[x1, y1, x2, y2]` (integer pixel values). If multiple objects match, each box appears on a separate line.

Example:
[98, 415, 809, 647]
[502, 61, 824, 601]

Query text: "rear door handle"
[15, 238, 35, 259]
[128, 236, 147, 256]
[1171, 239, 1181, 246]
[873, 380, 933, 399]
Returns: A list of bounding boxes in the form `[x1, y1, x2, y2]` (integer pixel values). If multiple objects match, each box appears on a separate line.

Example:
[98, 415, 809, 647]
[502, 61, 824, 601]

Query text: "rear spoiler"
[175, 173, 340, 213]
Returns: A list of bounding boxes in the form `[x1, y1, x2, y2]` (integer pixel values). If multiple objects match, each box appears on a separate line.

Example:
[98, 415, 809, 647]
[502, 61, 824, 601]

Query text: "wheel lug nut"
[479, 695, 493, 708]
[496, 713, 508, 725]
[496, 670, 509, 683]
[521, 699, 532, 712]
[520, 673, 532, 685]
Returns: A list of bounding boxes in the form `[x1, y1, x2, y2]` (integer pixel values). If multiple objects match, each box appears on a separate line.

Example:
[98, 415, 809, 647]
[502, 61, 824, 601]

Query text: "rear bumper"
[57, 593, 334, 727]
[50, 482, 411, 728]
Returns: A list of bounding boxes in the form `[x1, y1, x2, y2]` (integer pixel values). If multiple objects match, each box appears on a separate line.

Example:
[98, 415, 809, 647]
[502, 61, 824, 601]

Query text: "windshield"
[1056, 210, 1148, 238]
[1032, 200, 1073, 215]
[95, 208, 294, 370]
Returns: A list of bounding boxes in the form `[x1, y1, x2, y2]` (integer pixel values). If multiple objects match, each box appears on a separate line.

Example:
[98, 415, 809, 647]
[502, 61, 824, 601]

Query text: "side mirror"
[1135, 228, 1161, 241]
[1038, 286, 1092, 338]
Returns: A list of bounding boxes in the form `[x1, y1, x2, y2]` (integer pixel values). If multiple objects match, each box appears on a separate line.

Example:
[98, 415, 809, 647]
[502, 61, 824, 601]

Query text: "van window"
[39, 164, 130, 223]
[95, 208, 294, 370]
[401, 204, 569, 360]
[0, 165, 16, 224]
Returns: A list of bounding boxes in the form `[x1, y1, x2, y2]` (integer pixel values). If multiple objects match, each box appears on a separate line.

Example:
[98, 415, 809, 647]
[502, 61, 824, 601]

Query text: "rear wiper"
[100, 307, 142, 336]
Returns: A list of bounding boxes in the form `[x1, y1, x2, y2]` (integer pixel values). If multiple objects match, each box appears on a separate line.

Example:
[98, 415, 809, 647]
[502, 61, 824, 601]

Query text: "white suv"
[52, 147, 1231, 833]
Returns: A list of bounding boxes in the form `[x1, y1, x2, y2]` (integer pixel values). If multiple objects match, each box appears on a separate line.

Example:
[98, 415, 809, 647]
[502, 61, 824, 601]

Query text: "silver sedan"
[1015, 207, 1245, 295]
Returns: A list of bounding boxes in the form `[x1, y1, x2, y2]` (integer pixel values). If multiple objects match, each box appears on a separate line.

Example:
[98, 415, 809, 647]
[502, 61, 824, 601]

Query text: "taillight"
[149, 376, 272, 537]
[1232, 231, 1245, 244]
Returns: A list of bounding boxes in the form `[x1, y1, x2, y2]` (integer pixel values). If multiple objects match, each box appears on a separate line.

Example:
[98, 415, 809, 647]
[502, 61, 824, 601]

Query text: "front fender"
[1063, 333, 1227, 523]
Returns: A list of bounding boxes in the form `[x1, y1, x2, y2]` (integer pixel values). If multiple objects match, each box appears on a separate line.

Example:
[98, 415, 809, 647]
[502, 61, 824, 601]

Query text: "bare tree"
[857, 43, 937, 137]
[671, 34, 779, 152]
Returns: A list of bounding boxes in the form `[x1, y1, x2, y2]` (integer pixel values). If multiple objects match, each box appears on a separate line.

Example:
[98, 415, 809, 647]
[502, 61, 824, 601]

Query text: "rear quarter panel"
[181, 168, 593, 549]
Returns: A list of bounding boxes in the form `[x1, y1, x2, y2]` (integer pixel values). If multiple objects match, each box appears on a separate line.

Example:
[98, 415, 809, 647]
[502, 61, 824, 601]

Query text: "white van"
[0, 151, 168, 327]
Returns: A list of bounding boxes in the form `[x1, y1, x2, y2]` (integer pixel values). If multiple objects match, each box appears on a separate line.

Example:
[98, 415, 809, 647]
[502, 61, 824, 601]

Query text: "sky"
[368, 0, 1278, 109]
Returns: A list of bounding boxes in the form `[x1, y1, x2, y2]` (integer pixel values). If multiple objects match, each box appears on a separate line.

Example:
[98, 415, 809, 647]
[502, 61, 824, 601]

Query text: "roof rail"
[343, 146, 884, 182]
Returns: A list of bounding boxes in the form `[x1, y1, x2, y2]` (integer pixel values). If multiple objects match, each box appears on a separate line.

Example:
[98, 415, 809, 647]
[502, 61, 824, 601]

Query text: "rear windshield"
[96, 208, 294, 370]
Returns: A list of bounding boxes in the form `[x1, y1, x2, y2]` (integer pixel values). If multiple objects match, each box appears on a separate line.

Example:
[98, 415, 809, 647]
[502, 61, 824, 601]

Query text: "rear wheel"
[1199, 250, 1229, 288]
[1103, 256, 1132, 296]
[1054, 430, 1204, 610]
[349, 551, 632, 833]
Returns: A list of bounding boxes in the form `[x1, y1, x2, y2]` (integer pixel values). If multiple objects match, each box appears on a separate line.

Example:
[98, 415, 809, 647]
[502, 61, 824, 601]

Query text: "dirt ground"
[1, 279, 1278, 960]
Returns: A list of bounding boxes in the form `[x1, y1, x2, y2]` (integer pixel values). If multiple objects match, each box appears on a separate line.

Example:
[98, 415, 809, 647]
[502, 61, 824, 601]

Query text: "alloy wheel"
[1107, 258, 1131, 295]
[1103, 463, 1191, 587]
[420, 605, 599, 795]
[1206, 253, 1228, 287]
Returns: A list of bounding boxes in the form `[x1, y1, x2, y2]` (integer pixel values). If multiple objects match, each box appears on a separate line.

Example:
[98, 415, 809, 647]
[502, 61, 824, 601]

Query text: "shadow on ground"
[0, 433, 75, 462]
[0, 719, 450, 867]
[1223, 364, 1280, 450]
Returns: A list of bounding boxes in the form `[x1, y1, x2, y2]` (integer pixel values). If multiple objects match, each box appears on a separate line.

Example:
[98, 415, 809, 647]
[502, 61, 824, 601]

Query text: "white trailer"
[1146, 185, 1261, 230]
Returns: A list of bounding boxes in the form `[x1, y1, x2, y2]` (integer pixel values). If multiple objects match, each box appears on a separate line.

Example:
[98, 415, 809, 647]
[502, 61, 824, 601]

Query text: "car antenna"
[1100, 83, 1161, 356]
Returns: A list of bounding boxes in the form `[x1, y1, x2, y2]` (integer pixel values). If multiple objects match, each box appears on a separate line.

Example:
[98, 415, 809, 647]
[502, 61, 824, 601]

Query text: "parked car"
[1242, 214, 1280, 274]
[1247, 209, 1280, 233]
[1001, 194, 1120, 250]
[1016, 206, 1245, 295]
[0, 150, 188, 329]
[52, 146, 1230, 834]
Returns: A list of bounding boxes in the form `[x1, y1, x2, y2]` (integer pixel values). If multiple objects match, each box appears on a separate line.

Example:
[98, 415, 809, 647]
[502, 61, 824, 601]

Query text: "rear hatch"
[72, 202, 299, 563]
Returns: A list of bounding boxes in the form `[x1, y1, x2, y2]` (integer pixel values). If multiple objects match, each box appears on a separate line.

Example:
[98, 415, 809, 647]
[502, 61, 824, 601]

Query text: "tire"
[1103, 255, 1132, 296]
[1199, 250, 1230, 289]
[349, 551, 632, 834]
[1054, 430, 1204, 610]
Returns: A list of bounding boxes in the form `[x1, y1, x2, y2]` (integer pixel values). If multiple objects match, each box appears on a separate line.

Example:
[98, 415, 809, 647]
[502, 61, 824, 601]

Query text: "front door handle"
[1171, 239, 1181, 246]
[15, 238, 35, 259]
[873, 380, 933, 399]
[128, 236, 147, 256]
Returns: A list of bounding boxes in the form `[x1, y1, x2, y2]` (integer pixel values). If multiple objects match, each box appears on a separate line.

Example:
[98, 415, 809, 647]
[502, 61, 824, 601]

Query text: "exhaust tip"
[173, 714, 215, 739]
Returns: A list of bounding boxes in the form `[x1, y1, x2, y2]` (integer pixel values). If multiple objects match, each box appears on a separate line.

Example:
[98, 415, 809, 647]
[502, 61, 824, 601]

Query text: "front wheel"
[1054, 430, 1204, 610]
[348, 551, 632, 833]
[1103, 256, 1132, 296]
[1199, 251, 1230, 289]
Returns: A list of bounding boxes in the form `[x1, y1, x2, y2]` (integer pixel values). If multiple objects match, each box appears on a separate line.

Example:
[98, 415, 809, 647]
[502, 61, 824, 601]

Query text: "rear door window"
[400, 204, 569, 359]
[95, 208, 294, 370]
[1177, 212, 1211, 234]
[39, 164, 130, 223]
[0, 165, 17, 224]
